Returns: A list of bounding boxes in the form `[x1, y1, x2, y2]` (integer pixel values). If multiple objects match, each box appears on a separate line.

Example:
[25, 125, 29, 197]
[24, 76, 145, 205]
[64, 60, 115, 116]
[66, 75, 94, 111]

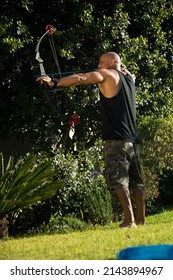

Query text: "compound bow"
[35, 24, 81, 142]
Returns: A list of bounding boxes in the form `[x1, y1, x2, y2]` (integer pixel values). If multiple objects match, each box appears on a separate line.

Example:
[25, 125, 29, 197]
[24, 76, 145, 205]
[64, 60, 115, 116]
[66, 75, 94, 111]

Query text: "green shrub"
[38, 215, 87, 234]
[139, 115, 173, 209]
[82, 177, 113, 225]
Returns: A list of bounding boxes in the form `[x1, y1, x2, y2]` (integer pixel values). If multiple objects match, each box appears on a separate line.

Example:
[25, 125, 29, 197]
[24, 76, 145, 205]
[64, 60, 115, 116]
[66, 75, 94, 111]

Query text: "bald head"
[98, 52, 122, 70]
[103, 52, 121, 63]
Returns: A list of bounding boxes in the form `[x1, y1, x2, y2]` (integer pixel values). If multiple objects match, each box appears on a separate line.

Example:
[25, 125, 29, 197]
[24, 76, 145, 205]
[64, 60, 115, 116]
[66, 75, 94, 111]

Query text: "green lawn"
[0, 210, 173, 260]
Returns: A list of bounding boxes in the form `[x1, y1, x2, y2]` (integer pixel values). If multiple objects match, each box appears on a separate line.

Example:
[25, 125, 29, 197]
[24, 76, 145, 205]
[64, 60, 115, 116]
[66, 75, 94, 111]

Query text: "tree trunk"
[0, 216, 9, 239]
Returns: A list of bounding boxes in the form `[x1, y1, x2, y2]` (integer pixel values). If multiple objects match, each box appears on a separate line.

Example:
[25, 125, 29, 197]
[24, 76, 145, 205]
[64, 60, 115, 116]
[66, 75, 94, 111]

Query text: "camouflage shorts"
[103, 140, 144, 190]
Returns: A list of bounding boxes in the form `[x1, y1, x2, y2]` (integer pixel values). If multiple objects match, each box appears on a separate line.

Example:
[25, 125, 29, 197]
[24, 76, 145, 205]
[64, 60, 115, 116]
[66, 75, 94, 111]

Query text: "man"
[36, 52, 145, 228]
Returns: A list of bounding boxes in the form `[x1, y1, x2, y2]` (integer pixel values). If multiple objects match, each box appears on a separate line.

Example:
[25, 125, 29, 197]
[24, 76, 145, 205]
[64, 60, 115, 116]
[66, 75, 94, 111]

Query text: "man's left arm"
[36, 71, 104, 88]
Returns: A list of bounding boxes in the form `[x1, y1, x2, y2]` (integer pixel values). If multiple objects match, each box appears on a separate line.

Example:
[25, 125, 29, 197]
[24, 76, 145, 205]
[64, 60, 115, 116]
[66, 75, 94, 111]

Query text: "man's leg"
[133, 189, 145, 225]
[129, 143, 145, 225]
[104, 141, 137, 228]
[115, 187, 136, 228]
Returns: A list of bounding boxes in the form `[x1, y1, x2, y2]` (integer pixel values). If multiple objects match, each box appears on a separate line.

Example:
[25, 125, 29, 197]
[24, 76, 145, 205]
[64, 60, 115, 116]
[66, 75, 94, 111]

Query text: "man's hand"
[121, 65, 136, 82]
[36, 76, 54, 87]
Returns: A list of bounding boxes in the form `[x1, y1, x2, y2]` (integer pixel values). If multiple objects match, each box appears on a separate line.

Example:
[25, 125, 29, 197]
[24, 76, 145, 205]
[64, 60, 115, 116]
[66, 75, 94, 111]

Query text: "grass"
[0, 209, 173, 260]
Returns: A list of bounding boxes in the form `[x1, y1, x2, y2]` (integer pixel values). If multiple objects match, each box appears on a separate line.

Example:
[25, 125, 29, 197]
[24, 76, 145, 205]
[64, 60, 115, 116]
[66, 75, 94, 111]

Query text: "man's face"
[98, 55, 112, 69]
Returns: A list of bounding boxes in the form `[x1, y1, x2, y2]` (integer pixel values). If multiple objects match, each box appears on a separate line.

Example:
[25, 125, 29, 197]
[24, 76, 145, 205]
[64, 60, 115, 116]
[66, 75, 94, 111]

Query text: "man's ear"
[110, 59, 116, 66]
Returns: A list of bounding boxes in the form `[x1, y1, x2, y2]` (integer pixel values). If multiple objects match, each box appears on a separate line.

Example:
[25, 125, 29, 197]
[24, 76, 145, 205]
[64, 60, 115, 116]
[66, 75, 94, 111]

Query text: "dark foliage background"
[0, 0, 173, 235]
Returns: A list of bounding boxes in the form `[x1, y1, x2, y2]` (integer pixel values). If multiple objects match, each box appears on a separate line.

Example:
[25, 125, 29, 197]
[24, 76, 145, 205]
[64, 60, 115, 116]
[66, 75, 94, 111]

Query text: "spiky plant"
[0, 152, 64, 238]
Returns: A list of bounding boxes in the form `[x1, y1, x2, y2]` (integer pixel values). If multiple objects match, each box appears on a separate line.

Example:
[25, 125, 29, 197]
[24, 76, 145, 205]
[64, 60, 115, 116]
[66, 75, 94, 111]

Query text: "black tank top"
[99, 69, 140, 144]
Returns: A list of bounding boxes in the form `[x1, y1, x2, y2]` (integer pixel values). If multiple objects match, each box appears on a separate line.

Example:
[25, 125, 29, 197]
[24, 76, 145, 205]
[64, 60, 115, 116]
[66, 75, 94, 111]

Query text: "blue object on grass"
[117, 244, 173, 260]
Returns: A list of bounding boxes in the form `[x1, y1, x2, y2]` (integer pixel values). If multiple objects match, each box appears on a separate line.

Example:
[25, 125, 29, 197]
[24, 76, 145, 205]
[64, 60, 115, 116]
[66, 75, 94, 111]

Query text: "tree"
[1, 0, 173, 150]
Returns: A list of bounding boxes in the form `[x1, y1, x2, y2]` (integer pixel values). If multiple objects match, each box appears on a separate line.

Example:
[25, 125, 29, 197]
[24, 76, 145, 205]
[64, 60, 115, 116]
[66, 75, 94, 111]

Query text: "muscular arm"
[36, 68, 120, 98]
[36, 71, 104, 87]
[58, 71, 104, 86]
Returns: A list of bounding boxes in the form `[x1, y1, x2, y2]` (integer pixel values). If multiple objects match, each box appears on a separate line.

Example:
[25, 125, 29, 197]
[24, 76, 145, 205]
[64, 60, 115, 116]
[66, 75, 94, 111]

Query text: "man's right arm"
[121, 65, 136, 82]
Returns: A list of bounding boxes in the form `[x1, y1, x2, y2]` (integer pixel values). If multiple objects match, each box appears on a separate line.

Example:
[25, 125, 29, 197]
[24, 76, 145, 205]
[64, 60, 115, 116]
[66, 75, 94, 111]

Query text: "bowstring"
[47, 31, 70, 121]
[48, 29, 90, 76]
[60, 33, 90, 61]
[48, 33, 62, 78]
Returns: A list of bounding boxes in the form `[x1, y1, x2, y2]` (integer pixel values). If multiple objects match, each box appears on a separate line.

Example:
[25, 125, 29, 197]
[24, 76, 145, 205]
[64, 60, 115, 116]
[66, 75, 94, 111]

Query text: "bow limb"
[35, 30, 50, 75]
[35, 25, 55, 75]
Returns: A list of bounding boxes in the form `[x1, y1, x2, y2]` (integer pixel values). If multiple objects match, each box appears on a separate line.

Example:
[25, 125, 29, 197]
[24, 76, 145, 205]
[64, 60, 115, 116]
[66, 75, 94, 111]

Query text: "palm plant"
[0, 152, 64, 238]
